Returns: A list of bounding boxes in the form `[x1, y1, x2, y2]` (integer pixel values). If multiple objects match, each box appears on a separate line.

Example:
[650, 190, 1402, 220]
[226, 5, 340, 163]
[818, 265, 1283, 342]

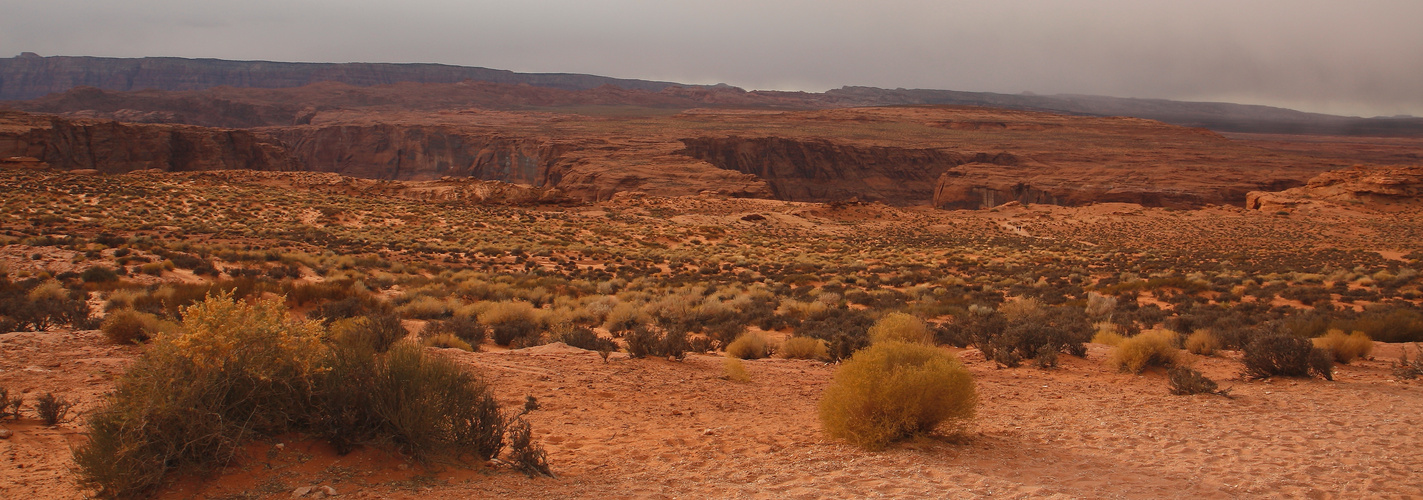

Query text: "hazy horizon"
[3, 0, 1420, 118]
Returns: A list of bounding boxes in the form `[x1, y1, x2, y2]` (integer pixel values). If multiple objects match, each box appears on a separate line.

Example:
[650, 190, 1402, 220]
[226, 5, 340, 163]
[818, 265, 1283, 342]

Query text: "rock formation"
[1246, 165, 1423, 211]
[0, 111, 295, 173]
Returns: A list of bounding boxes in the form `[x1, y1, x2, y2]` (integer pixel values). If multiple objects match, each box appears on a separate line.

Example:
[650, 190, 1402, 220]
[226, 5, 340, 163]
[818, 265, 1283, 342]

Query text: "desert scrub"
[722, 356, 750, 382]
[1243, 334, 1333, 380]
[35, 392, 74, 425]
[818, 342, 976, 450]
[100, 308, 171, 344]
[75, 293, 539, 497]
[725, 331, 772, 359]
[1091, 322, 1126, 346]
[1109, 329, 1180, 373]
[1184, 329, 1221, 356]
[1312, 330, 1372, 364]
[73, 293, 328, 497]
[868, 312, 934, 345]
[778, 336, 829, 360]
[422, 332, 475, 351]
[479, 300, 544, 346]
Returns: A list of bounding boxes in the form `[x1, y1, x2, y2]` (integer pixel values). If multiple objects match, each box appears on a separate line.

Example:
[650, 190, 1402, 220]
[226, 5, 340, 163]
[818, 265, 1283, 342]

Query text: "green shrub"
[868, 312, 933, 345]
[726, 331, 772, 359]
[1243, 334, 1333, 380]
[1109, 329, 1180, 374]
[1312, 330, 1372, 364]
[818, 342, 976, 450]
[778, 336, 828, 360]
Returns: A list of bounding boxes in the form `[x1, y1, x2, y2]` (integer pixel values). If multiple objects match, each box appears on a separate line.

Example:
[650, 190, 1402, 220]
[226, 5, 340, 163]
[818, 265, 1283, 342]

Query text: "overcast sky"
[3, 0, 1420, 117]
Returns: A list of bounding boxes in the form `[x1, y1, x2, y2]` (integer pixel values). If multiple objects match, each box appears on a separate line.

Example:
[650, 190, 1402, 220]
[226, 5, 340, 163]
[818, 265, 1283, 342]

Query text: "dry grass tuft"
[818, 342, 976, 450]
[722, 356, 750, 382]
[1312, 329, 1372, 364]
[868, 312, 934, 345]
[778, 336, 828, 360]
[1184, 329, 1221, 356]
[725, 331, 772, 359]
[1109, 329, 1180, 374]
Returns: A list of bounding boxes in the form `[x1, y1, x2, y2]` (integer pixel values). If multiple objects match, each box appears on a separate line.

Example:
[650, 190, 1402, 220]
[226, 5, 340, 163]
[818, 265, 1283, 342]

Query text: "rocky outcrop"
[932, 163, 1308, 210]
[1246, 165, 1423, 211]
[267, 125, 571, 185]
[678, 136, 1011, 204]
[0, 111, 295, 173]
[176, 170, 571, 206]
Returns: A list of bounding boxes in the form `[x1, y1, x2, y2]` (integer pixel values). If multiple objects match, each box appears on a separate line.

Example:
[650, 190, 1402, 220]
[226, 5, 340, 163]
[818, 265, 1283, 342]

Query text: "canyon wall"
[678, 136, 1003, 204]
[0, 111, 295, 173]
[268, 125, 570, 185]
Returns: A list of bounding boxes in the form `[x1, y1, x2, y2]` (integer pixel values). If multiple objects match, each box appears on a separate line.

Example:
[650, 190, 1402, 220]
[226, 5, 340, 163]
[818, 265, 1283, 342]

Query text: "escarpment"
[678, 136, 1015, 204]
[1246, 165, 1423, 212]
[267, 125, 572, 185]
[0, 111, 295, 173]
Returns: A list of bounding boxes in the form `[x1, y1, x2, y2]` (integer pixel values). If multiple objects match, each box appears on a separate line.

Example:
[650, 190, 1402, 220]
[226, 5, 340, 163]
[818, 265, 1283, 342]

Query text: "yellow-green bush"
[1091, 322, 1125, 346]
[726, 331, 771, 359]
[868, 312, 933, 345]
[74, 293, 529, 498]
[1313, 329, 1373, 364]
[1109, 329, 1180, 373]
[100, 309, 173, 344]
[723, 356, 750, 382]
[1184, 329, 1221, 356]
[423, 332, 475, 351]
[74, 293, 327, 497]
[778, 336, 828, 360]
[818, 342, 976, 450]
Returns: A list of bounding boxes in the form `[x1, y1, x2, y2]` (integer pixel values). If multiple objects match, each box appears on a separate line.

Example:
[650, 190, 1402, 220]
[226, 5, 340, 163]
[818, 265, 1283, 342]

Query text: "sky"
[2, 0, 1420, 117]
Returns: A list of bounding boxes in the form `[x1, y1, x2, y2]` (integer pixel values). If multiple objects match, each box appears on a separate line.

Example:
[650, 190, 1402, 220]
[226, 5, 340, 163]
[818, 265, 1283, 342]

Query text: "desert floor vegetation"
[1, 167, 1422, 497]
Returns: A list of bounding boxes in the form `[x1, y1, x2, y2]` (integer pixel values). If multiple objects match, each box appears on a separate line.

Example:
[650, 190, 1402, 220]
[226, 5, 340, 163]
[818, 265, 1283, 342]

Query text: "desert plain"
[0, 72, 1421, 499]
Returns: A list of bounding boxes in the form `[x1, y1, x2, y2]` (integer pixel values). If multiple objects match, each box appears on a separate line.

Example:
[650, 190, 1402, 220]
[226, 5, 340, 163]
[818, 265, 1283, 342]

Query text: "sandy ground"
[4, 332, 1423, 499]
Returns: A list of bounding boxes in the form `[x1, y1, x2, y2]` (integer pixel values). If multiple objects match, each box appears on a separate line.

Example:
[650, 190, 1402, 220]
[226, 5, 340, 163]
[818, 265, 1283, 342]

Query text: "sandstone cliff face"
[932, 164, 1307, 210]
[267, 125, 571, 185]
[0, 111, 294, 173]
[677, 136, 1008, 204]
[1246, 165, 1423, 211]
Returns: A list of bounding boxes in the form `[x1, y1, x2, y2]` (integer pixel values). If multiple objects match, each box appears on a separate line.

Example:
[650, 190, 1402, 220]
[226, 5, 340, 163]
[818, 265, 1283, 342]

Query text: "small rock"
[0, 429, 12, 439]
[274, 443, 285, 450]
[320, 485, 338, 496]
[702, 428, 714, 436]
[292, 486, 312, 498]
[397, 463, 410, 471]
